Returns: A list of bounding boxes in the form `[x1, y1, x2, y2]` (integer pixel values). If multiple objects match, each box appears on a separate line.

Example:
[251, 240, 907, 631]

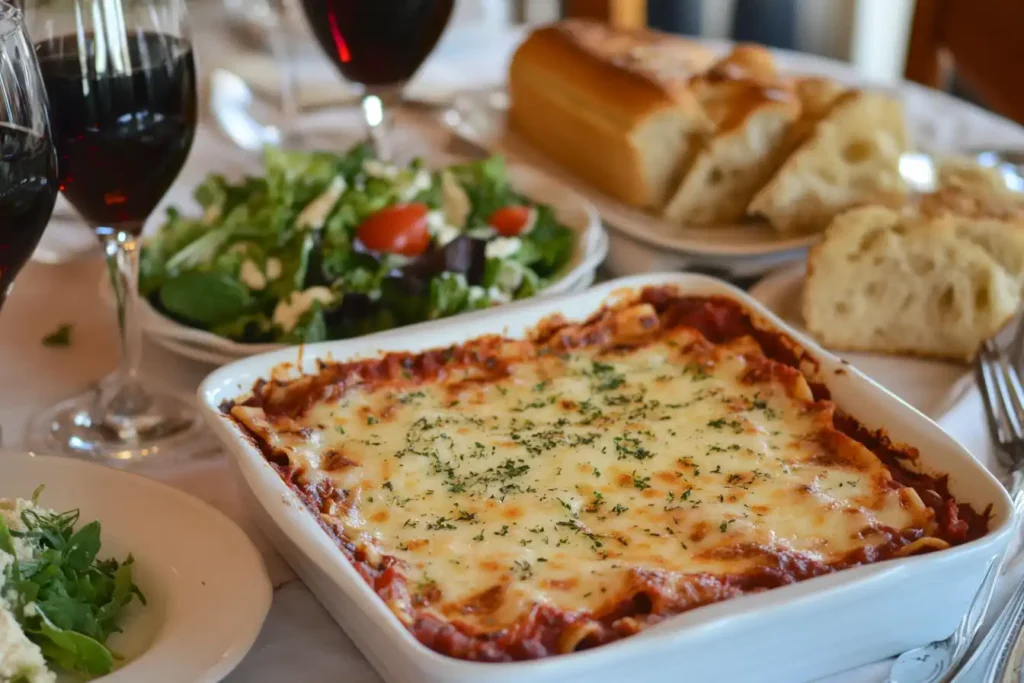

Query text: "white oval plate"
[118, 163, 607, 364]
[0, 453, 272, 683]
[445, 90, 818, 259]
[749, 264, 974, 420]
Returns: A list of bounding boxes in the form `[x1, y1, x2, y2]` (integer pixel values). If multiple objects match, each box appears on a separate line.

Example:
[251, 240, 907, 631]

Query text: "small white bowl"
[120, 163, 607, 365]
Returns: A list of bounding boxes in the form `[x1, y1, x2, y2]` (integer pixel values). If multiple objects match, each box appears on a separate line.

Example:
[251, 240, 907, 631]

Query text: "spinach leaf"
[159, 272, 252, 326]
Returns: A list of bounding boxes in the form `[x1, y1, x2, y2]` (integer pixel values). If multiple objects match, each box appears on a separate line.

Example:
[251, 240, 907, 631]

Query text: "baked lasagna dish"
[225, 286, 990, 661]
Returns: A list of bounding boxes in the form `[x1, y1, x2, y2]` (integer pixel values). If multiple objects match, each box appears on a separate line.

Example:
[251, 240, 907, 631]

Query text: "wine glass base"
[27, 386, 216, 467]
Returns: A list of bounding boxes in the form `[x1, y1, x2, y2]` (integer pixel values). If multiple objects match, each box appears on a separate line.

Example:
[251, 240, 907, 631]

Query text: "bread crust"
[508, 21, 714, 208]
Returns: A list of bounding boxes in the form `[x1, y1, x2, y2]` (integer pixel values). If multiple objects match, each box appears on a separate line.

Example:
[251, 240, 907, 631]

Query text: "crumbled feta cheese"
[0, 598, 54, 683]
[426, 210, 461, 247]
[399, 168, 432, 202]
[202, 204, 222, 225]
[0, 498, 56, 683]
[492, 259, 525, 293]
[468, 285, 487, 305]
[465, 226, 497, 240]
[296, 176, 347, 231]
[441, 171, 471, 228]
[0, 498, 42, 563]
[265, 257, 283, 280]
[436, 224, 461, 247]
[488, 286, 512, 304]
[239, 259, 267, 291]
[272, 287, 336, 333]
[363, 159, 400, 179]
[485, 237, 522, 260]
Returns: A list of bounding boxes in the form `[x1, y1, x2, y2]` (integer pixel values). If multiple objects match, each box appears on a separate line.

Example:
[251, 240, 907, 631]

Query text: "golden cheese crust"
[226, 286, 990, 662]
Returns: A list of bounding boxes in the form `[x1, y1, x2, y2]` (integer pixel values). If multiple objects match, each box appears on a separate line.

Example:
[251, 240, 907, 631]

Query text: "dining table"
[4, 9, 1024, 682]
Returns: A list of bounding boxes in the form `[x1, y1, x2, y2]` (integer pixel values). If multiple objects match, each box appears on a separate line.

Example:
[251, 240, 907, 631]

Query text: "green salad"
[0, 489, 143, 682]
[140, 144, 577, 344]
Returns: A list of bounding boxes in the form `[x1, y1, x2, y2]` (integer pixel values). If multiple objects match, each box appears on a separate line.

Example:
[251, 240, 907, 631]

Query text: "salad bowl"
[121, 147, 607, 364]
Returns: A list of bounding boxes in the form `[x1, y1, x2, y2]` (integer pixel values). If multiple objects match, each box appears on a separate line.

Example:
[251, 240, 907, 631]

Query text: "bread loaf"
[749, 91, 909, 233]
[662, 46, 801, 225]
[508, 21, 716, 209]
[803, 206, 1022, 362]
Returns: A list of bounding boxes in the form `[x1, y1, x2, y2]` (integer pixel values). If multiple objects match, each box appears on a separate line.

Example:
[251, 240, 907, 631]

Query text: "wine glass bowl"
[25, 0, 204, 464]
[299, 0, 455, 158]
[0, 2, 58, 311]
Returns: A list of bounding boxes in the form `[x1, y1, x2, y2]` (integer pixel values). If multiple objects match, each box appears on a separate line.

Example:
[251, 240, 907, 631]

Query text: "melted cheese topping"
[233, 328, 933, 633]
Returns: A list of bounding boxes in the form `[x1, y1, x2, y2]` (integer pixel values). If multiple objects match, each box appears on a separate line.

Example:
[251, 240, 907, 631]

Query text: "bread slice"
[508, 21, 716, 209]
[803, 206, 1022, 362]
[749, 91, 909, 234]
[662, 46, 801, 225]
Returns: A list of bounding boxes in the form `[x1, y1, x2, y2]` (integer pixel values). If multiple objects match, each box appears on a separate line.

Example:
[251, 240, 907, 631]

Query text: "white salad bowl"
[126, 163, 607, 366]
[197, 272, 1014, 683]
[0, 453, 272, 683]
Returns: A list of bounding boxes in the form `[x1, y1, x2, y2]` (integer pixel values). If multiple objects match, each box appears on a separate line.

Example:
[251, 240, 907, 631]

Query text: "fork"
[889, 328, 1024, 683]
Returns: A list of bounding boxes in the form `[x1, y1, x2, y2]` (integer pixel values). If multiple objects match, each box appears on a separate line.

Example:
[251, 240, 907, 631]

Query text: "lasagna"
[226, 287, 990, 661]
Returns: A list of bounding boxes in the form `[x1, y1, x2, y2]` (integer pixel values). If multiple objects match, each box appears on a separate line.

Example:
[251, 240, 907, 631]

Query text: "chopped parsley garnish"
[631, 471, 651, 490]
[41, 323, 73, 348]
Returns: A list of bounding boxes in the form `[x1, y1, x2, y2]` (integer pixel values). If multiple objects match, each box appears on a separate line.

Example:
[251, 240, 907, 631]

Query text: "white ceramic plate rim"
[124, 162, 607, 359]
[446, 91, 819, 258]
[0, 453, 272, 683]
[197, 272, 1014, 678]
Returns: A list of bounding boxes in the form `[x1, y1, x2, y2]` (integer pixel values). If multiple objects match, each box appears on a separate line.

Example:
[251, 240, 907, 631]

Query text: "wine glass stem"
[102, 230, 148, 417]
[271, 2, 301, 147]
[361, 86, 401, 161]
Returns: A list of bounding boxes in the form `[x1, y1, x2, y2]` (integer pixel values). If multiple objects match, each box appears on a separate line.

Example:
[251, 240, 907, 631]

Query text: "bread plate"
[750, 264, 976, 420]
[198, 272, 1012, 683]
[446, 91, 814, 262]
[109, 163, 607, 365]
[0, 452, 271, 682]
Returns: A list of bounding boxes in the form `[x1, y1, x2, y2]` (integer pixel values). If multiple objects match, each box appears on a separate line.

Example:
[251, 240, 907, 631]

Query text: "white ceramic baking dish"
[198, 273, 1015, 683]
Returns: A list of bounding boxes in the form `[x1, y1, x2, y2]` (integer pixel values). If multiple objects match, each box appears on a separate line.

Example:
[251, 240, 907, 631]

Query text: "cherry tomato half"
[357, 203, 431, 257]
[488, 205, 533, 237]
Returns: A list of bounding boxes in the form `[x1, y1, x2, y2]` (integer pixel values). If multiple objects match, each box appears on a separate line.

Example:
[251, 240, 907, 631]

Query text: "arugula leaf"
[64, 521, 101, 572]
[428, 273, 471, 319]
[521, 205, 575, 277]
[32, 611, 114, 677]
[2, 497, 143, 680]
[0, 515, 15, 554]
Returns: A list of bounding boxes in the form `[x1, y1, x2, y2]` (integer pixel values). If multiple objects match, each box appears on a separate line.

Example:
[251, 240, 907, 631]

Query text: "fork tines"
[977, 338, 1024, 469]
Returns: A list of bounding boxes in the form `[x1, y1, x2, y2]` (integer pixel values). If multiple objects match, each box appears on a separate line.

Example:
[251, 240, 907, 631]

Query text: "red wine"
[35, 32, 197, 235]
[301, 0, 454, 87]
[0, 126, 58, 304]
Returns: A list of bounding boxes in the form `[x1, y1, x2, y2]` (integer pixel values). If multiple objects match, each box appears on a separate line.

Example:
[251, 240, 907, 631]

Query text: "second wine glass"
[26, 0, 202, 463]
[299, 0, 454, 159]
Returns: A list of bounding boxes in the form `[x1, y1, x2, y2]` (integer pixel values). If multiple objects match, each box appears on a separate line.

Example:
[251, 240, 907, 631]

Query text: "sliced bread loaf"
[803, 206, 1022, 362]
[749, 91, 909, 234]
[662, 46, 801, 226]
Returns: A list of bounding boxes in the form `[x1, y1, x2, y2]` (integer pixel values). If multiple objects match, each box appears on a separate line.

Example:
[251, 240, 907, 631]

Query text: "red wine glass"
[25, 0, 203, 464]
[299, 0, 455, 158]
[0, 1, 58, 314]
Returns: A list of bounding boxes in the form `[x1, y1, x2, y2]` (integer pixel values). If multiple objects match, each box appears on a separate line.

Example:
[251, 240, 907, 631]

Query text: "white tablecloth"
[4, 16, 1024, 683]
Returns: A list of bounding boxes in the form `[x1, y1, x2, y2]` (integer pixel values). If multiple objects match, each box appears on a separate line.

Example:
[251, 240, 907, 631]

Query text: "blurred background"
[217, 0, 1020, 125]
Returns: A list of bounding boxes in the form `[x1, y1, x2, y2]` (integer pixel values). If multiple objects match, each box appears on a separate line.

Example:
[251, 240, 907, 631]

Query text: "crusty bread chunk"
[749, 91, 909, 234]
[663, 45, 801, 225]
[803, 206, 1022, 362]
[508, 21, 715, 209]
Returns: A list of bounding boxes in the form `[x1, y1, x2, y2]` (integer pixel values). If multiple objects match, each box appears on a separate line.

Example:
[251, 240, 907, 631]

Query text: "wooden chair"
[563, 0, 647, 30]
[905, 0, 1024, 125]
